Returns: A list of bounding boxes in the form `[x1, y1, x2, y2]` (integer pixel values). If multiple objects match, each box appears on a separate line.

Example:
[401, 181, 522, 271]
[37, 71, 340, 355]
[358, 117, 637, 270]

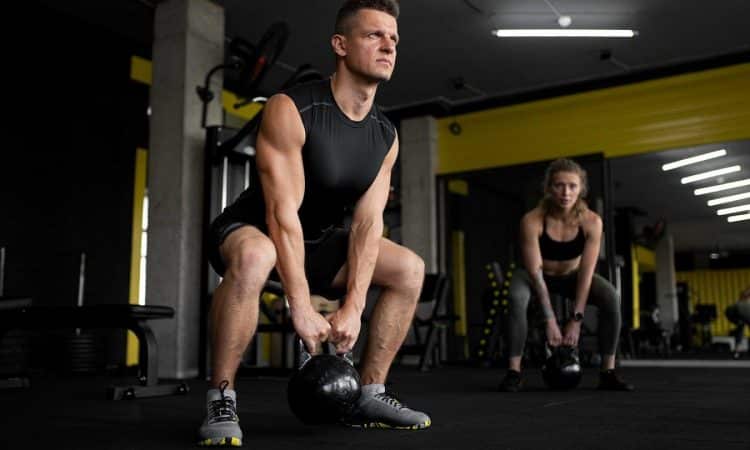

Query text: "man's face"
[337, 8, 399, 82]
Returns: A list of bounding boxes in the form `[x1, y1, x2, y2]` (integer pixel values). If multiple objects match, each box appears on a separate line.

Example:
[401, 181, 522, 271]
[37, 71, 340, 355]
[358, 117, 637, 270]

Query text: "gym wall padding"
[676, 268, 750, 337]
[436, 63, 750, 174]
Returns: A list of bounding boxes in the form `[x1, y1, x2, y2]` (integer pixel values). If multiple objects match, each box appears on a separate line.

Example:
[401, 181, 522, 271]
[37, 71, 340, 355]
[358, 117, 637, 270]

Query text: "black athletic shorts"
[208, 212, 349, 297]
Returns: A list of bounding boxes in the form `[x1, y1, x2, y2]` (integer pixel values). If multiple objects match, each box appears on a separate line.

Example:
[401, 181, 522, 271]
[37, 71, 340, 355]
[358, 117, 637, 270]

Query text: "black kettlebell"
[287, 339, 361, 424]
[541, 345, 583, 390]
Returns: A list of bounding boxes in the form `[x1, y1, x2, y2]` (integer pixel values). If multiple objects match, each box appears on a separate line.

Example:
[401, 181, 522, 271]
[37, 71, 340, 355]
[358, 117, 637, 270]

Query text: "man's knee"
[224, 235, 277, 283]
[394, 249, 425, 294]
[406, 252, 426, 291]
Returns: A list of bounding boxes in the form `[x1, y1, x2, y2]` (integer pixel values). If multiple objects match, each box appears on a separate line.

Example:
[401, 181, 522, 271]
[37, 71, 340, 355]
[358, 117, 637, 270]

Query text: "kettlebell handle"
[545, 343, 579, 358]
[296, 337, 354, 369]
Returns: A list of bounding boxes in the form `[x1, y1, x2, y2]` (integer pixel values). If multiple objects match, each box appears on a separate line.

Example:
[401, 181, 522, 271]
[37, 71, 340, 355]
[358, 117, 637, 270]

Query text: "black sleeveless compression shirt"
[538, 217, 586, 261]
[224, 79, 396, 239]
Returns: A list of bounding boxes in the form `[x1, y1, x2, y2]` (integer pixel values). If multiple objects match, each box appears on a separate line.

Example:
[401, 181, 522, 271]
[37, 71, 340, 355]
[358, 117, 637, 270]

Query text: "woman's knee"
[590, 275, 620, 312]
[508, 269, 532, 317]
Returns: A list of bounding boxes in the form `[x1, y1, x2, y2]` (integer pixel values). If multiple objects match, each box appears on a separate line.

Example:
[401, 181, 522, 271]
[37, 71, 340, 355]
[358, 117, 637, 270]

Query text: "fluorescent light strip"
[662, 149, 727, 171]
[717, 204, 750, 215]
[694, 179, 750, 196]
[492, 29, 636, 38]
[727, 213, 750, 223]
[681, 165, 741, 184]
[707, 192, 750, 206]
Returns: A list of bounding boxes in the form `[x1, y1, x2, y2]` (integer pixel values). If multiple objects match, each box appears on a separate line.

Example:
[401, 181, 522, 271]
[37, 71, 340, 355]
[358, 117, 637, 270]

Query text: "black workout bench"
[0, 304, 189, 400]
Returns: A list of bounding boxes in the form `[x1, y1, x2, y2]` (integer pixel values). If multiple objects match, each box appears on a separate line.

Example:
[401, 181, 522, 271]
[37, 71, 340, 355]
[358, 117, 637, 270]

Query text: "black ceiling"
[611, 141, 750, 253]
[34, 0, 750, 112]
[31, 0, 750, 252]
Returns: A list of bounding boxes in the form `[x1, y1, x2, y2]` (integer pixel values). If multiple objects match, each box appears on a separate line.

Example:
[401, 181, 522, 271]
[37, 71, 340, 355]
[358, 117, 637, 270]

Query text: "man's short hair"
[334, 0, 400, 35]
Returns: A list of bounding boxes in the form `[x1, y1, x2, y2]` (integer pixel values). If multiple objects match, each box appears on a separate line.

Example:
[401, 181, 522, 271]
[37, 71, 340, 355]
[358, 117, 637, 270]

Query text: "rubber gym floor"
[1, 364, 748, 450]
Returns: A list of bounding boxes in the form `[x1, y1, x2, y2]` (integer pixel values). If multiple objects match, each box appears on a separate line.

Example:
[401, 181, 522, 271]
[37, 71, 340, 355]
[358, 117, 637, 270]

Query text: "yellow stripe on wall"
[221, 90, 265, 121]
[437, 63, 750, 174]
[451, 231, 467, 337]
[447, 179, 469, 196]
[633, 245, 655, 272]
[630, 245, 640, 329]
[677, 268, 750, 337]
[130, 56, 152, 85]
[127, 148, 148, 366]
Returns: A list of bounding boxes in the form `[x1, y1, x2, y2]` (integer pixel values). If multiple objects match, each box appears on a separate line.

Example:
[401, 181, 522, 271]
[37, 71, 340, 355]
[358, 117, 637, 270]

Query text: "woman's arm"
[520, 211, 555, 320]
[520, 211, 562, 346]
[572, 212, 603, 317]
[562, 212, 603, 347]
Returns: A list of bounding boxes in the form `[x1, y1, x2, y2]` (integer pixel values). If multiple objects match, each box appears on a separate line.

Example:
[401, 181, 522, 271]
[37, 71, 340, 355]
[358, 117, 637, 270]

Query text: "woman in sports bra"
[498, 158, 633, 392]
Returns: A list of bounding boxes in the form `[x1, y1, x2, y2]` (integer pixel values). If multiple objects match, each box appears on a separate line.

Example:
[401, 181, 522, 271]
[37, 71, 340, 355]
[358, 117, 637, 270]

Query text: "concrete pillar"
[655, 234, 679, 336]
[400, 116, 438, 273]
[147, 0, 224, 379]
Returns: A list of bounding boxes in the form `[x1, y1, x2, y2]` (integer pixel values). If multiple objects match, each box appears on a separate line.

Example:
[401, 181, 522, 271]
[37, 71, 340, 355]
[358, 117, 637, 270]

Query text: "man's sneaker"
[597, 369, 635, 392]
[343, 384, 431, 430]
[198, 380, 243, 447]
[498, 370, 523, 392]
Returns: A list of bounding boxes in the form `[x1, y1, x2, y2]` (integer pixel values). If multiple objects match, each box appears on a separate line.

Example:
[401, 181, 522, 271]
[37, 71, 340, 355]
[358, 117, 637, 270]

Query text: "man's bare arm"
[255, 94, 311, 315]
[344, 137, 399, 314]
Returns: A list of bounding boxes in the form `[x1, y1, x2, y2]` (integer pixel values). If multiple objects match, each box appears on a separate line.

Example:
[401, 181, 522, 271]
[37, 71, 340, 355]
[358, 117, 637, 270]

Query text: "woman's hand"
[545, 319, 563, 347]
[562, 320, 582, 347]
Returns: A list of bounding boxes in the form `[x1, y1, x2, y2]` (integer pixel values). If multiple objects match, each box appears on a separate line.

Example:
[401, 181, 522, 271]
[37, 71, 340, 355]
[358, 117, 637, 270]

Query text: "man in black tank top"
[199, 2, 430, 446]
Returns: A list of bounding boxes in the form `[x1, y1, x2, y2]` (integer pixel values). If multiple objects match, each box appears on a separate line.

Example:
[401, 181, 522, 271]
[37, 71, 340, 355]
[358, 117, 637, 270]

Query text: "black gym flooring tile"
[1, 366, 748, 450]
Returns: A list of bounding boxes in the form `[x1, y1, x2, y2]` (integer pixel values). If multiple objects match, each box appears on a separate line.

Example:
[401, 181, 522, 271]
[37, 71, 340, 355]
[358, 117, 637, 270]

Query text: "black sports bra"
[538, 217, 585, 261]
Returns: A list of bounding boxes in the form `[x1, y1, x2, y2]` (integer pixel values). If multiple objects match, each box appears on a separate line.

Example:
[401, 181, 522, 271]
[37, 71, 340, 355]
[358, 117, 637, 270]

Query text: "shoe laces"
[374, 391, 406, 410]
[208, 380, 238, 423]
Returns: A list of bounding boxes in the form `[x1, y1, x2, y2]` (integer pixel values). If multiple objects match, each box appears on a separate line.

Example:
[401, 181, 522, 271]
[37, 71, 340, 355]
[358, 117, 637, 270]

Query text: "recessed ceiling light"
[727, 213, 750, 223]
[662, 149, 727, 171]
[681, 166, 741, 184]
[707, 192, 750, 206]
[716, 204, 750, 216]
[492, 29, 636, 38]
[694, 178, 750, 196]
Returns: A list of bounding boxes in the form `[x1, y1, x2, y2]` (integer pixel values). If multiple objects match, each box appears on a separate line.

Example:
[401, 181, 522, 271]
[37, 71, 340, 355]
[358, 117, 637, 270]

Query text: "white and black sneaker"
[198, 380, 243, 447]
[343, 384, 431, 430]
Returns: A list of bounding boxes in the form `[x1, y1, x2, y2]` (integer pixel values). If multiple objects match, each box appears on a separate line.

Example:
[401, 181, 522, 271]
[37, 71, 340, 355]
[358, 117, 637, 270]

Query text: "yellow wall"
[437, 63, 750, 174]
[676, 268, 750, 336]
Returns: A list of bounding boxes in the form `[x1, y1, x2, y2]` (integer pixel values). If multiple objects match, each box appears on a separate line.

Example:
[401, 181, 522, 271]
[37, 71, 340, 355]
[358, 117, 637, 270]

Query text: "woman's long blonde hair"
[539, 158, 589, 217]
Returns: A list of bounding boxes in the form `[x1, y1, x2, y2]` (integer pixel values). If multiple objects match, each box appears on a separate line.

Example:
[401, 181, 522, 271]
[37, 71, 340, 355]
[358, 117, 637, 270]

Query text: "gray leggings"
[506, 268, 621, 357]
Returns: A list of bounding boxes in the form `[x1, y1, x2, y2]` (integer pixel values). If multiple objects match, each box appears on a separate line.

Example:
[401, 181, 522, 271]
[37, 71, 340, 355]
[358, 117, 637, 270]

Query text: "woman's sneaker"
[597, 369, 635, 391]
[498, 370, 523, 392]
[198, 380, 243, 447]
